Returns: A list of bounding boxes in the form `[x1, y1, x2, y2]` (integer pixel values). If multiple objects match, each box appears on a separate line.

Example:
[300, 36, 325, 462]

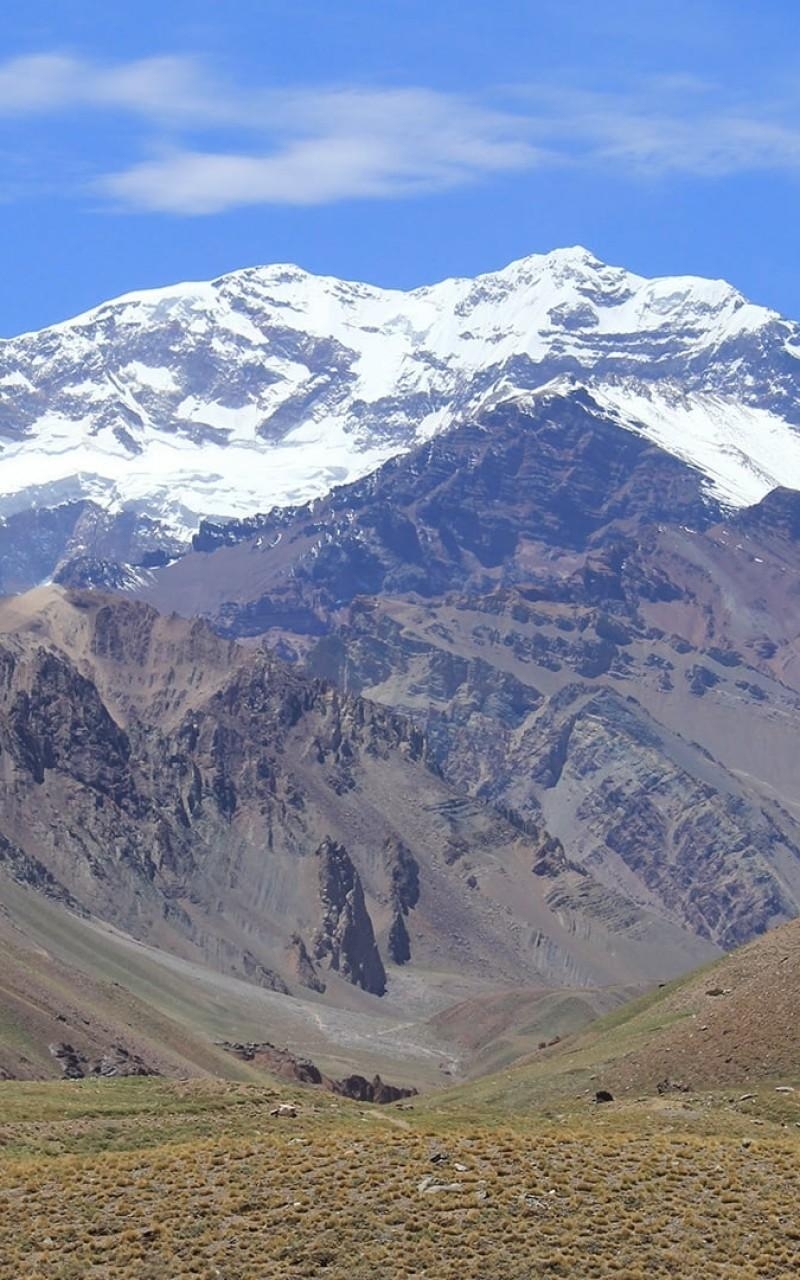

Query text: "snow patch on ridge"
[592, 385, 800, 508]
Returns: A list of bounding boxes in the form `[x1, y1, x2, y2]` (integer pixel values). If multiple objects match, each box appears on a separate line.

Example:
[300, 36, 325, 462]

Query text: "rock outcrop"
[314, 838, 386, 995]
[288, 933, 326, 994]
[49, 1042, 155, 1080]
[218, 1040, 417, 1102]
[384, 837, 420, 965]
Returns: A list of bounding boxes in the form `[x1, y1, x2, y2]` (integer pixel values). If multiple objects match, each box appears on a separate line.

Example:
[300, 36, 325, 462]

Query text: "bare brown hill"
[599, 914, 800, 1095]
[449, 916, 800, 1112]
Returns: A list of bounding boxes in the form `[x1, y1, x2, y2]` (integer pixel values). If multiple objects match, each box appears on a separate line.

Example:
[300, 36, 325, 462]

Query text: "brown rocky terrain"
[217, 1038, 417, 1103]
[0, 585, 716, 1081]
[599, 914, 800, 1095]
[460, 914, 800, 1109]
[306, 592, 800, 950]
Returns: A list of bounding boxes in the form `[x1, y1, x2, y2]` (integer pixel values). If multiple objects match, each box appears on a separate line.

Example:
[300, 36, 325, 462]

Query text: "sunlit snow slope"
[2, 246, 800, 538]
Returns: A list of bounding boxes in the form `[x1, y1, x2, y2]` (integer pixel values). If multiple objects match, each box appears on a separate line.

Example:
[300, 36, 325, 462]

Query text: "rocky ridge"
[313, 837, 387, 995]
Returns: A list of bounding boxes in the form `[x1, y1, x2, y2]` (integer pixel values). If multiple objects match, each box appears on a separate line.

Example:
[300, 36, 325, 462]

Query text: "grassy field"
[0, 1076, 798, 1279]
[1, 918, 798, 1277]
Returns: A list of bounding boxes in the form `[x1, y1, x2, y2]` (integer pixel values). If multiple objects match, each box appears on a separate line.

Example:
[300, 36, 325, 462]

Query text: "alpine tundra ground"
[0, 1076, 798, 1280]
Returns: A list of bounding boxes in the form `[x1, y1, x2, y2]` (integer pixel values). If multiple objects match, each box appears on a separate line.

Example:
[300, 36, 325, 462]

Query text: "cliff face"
[0, 587, 715, 1017]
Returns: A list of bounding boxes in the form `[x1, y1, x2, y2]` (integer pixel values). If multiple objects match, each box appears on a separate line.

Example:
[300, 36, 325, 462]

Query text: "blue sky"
[1, 0, 799, 334]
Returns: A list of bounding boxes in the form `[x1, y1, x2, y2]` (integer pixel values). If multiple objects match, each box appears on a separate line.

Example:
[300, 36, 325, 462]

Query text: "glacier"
[1, 245, 800, 540]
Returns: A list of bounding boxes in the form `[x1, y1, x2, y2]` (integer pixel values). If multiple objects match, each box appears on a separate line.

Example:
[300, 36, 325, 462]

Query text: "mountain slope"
[0, 874, 457, 1086]
[131, 393, 800, 954]
[0, 586, 715, 1033]
[2, 247, 800, 588]
[140, 386, 721, 628]
[442, 915, 800, 1112]
[0, 883, 254, 1082]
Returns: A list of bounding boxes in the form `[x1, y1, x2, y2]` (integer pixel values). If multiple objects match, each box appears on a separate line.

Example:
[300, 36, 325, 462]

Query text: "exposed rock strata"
[0, 586, 694, 1009]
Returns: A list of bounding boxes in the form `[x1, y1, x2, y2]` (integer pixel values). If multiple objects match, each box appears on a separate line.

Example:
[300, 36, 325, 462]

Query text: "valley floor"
[0, 1078, 798, 1279]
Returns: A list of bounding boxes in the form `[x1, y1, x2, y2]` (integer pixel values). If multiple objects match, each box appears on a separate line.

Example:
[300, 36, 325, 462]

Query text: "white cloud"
[100, 89, 543, 213]
[0, 54, 84, 112]
[0, 52, 799, 213]
[0, 54, 544, 210]
[0, 53, 241, 124]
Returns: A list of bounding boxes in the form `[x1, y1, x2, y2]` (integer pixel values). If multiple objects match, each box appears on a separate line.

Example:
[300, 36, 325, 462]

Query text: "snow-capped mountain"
[2, 246, 800, 546]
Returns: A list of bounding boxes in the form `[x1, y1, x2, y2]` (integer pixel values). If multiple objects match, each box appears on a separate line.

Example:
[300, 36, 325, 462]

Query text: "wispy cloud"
[0, 54, 224, 122]
[0, 52, 799, 214]
[0, 55, 543, 211]
[101, 88, 543, 213]
[520, 83, 800, 177]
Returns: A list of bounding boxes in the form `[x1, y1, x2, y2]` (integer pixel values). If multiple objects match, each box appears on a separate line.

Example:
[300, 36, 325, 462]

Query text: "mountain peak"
[0, 249, 798, 558]
[515, 244, 604, 271]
